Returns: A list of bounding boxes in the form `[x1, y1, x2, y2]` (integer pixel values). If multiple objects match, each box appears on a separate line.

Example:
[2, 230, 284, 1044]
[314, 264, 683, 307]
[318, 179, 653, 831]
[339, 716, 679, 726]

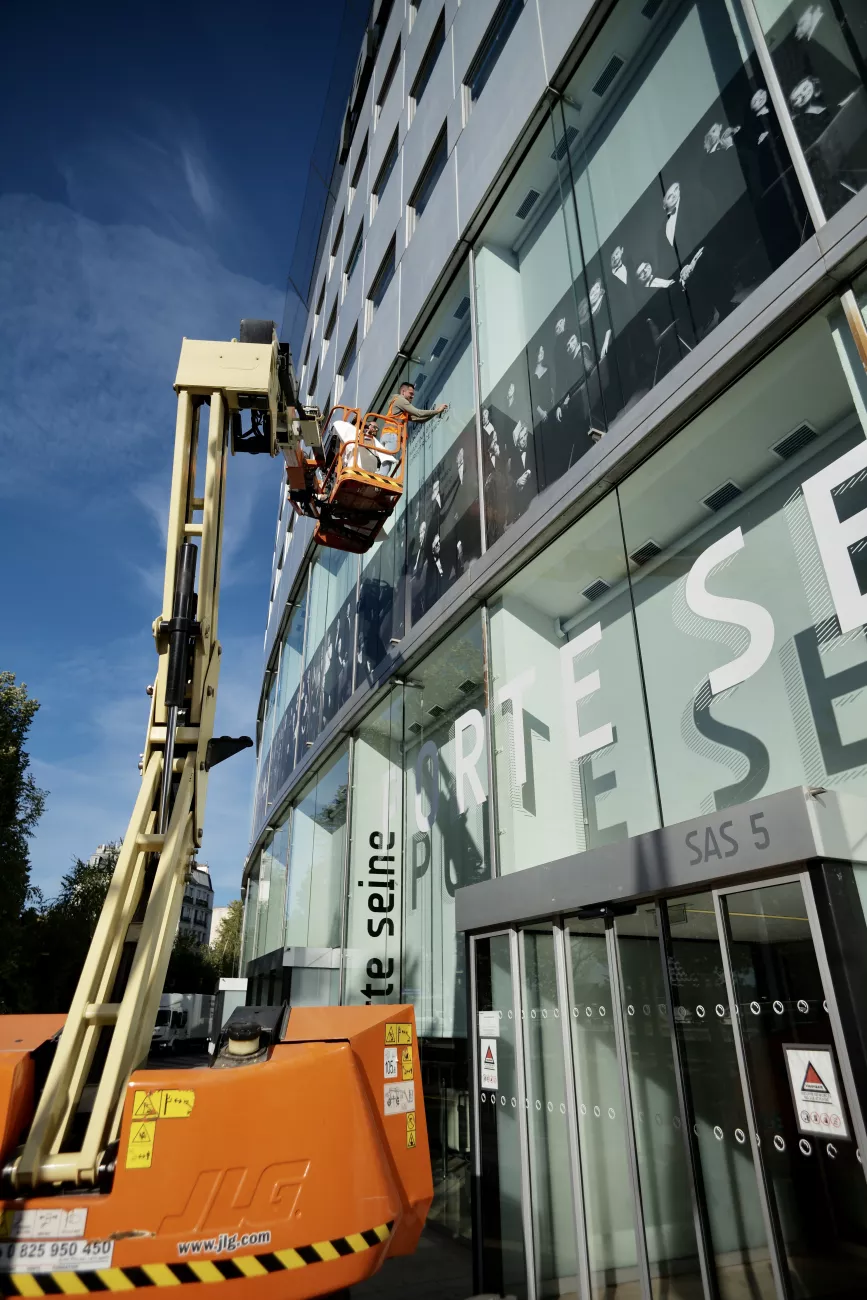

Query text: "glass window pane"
[615, 908, 703, 1299]
[402, 615, 491, 1038]
[475, 934, 528, 1299]
[619, 303, 867, 822]
[284, 747, 349, 1005]
[344, 689, 404, 1007]
[566, 917, 641, 1300]
[259, 820, 289, 956]
[241, 865, 259, 967]
[475, 0, 811, 549]
[521, 927, 578, 1298]
[297, 550, 357, 752]
[475, 107, 575, 544]
[559, 0, 809, 433]
[404, 264, 481, 627]
[488, 490, 658, 874]
[266, 588, 308, 814]
[752, 0, 867, 218]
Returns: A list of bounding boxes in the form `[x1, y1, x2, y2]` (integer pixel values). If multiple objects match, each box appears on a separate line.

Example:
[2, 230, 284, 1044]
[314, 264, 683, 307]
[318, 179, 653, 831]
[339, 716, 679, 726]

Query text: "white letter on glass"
[453, 709, 487, 813]
[802, 441, 867, 635]
[414, 740, 439, 833]
[684, 527, 775, 696]
[497, 669, 535, 788]
[560, 623, 614, 761]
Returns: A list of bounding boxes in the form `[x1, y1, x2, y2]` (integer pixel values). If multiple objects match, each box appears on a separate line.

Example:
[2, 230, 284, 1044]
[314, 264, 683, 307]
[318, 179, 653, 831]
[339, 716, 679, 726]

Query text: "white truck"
[151, 992, 214, 1052]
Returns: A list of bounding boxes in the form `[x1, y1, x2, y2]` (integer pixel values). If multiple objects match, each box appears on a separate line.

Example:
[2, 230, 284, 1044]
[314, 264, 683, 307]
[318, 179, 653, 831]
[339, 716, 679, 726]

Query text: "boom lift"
[286, 403, 408, 553]
[0, 323, 431, 1298]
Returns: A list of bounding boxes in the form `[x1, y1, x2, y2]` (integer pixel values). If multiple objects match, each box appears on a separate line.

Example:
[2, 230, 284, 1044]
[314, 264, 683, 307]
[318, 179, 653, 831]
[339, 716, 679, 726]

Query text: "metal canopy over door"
[468, 866, 867, 1300]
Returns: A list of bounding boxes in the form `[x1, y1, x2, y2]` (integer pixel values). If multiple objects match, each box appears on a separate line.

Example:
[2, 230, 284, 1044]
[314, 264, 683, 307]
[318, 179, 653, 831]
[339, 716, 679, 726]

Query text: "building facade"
[242, 1, 867, 1296]
[179, 863, 213, 946]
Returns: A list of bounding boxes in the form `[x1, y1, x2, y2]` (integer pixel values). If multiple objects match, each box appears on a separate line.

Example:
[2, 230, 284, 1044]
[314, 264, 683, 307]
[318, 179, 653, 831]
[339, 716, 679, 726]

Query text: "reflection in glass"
[521, 928, 578, 1298]
[283, 747, 349, 1005]
[297, 549, 357, 754]
[724, 880, 867, 1297]
[567, 917, 641, 1299]
[488, 491, 658, 875]
[475, 935, 528, 1299]
[241, 865, 259, 968]
[753, 0, 867, 218]
[615, 908, 703, 1298]
[403, 265, 482, 627]
[619, 306, 867, 824]
[401, 616, 490, 1038]
[257, 820, 289, 957]
[666, 892, 776, 1300]
[474, 0, 809, 544]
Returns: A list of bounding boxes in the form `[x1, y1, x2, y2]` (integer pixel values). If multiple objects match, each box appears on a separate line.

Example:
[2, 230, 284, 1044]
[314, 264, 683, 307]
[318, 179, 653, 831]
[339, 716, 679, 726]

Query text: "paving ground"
[350, 1228, 474, 1300]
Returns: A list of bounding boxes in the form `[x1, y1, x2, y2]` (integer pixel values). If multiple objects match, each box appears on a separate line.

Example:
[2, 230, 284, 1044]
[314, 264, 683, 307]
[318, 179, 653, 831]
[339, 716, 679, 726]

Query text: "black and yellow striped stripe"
[0, 1223, 393, 1295]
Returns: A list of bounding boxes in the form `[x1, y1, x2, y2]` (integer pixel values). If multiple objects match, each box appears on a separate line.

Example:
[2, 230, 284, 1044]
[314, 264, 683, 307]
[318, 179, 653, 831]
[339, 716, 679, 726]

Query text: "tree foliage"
[0, 672, 46, 1012]
[211, 899, 243, 977]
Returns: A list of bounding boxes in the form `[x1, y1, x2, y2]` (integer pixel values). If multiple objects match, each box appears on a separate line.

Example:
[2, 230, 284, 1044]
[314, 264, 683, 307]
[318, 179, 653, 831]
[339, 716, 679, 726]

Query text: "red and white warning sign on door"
[784, 1044, 849, 1139]
[480, 1038, 498, 1092]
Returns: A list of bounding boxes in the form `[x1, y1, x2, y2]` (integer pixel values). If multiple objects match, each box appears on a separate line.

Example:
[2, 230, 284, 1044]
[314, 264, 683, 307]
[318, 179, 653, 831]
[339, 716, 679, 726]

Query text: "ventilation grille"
[668, 903, 688, 925]
[413, 372, 427, 388]
[629, 539, 662, 567]
[703, 480, 742, 512]
[458, 678, 478, 695]
[453, 296, 470, 320]
[427, 704, 445, 718]
[515, 188, 541, 220]
[592, 54, 625, 98]
[430, 336, 448, 359]
[581, 578, 611, 602]
[408, 721, 422, 736]
[772, 422, 817, 460]
[641, 0, 665, 18]
[550, 125, 579, 161]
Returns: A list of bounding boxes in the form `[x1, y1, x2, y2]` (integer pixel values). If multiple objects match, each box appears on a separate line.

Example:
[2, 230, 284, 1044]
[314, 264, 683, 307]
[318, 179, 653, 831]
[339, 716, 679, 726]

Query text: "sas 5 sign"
[684, 810, 771, 866]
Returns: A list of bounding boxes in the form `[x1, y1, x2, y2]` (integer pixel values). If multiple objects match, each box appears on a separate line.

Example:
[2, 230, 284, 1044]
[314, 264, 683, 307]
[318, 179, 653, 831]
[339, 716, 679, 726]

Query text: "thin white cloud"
[182, 147, 217, 221]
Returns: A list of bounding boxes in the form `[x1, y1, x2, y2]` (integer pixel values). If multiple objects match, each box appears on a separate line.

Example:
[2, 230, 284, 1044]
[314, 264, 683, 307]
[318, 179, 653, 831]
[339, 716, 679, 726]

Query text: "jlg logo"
[160, 1161, 310, 1236]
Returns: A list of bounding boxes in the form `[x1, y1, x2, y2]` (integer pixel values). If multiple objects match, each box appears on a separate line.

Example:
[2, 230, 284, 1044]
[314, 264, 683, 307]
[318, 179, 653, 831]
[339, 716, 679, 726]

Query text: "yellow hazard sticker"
[160, 1089, 195, 1118]
[406, 1112, 417, 1149]
[385, 1022, 412, 1046]
[126, 1120, 156, 1169]
[132, 1088, 195, 1120]
[401, 1045, 414, 1080]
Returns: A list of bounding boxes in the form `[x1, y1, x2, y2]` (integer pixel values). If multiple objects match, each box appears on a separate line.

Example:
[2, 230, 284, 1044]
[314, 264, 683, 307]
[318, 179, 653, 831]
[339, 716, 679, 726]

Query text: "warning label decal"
[384, 1046, 399, 1079]
[784, 1044, 849, 1140]
[126, 1119, 156, 1169]
[406, 1112, 417, 1148]
[481, 1038, 498, 1092]
[385, 1022, 412, 1046]
[384, 1082, 415, 1115]
[132, 1088, 195, 1120]
[401, 1046, 414, 1081]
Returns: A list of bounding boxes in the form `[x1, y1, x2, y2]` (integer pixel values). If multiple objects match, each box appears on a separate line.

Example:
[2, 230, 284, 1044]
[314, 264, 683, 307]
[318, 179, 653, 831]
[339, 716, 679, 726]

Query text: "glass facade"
[243, 0, 867, 1286]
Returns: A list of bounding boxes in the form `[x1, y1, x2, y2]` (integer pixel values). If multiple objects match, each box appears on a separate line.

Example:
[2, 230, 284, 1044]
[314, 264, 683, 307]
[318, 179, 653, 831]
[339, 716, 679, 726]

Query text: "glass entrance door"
[717, 877, 867, 1299]
[470, 869, 867, 1300]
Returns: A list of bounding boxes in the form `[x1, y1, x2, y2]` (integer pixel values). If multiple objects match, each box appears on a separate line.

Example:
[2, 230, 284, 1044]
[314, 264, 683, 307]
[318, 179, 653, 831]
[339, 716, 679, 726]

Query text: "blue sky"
[1, 0, 355, 905]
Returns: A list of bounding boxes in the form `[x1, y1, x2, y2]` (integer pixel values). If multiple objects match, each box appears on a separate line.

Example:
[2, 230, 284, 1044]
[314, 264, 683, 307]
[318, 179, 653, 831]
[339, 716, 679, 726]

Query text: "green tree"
[165, 932, 217, 994]
[31, 844, 120, 1012]
[210, 899, 243, 978]
[0, 672, 46, 1012]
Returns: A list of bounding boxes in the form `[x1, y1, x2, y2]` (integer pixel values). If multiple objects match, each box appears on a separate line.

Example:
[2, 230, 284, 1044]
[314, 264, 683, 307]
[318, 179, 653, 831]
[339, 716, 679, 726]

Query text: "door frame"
[468, 864, 867, 1300]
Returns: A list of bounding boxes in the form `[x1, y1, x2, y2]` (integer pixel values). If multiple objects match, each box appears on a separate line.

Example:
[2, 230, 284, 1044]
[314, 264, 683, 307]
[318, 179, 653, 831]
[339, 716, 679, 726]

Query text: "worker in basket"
[389, 380, 449, 426]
